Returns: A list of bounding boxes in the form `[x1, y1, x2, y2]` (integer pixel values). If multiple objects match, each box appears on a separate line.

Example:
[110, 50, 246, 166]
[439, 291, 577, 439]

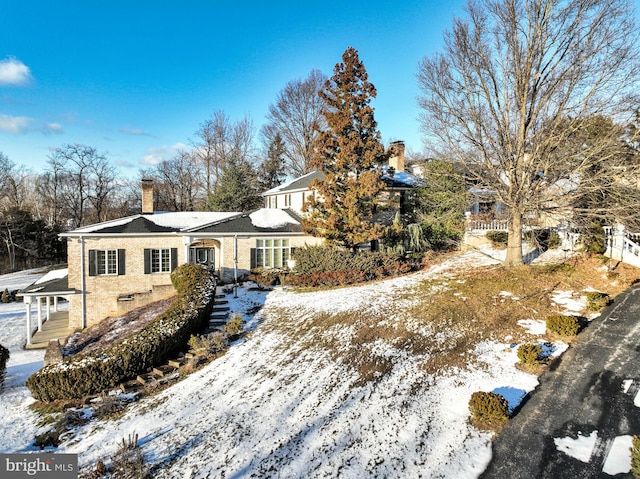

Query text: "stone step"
[168, 359, 184, 368]
[212, 306, 230, 312]
[214, 294, 226, 299]
[210, 313, 229, 320]
[216, 299, 229, 305]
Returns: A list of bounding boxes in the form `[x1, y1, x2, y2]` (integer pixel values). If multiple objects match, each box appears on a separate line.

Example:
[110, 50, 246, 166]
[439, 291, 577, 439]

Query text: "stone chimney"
[388, 141, 405, 172]
[141, 178, 154, 214]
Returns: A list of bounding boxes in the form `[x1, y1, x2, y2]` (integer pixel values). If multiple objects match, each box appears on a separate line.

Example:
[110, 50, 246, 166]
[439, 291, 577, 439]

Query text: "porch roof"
[18, 269, 76, 297]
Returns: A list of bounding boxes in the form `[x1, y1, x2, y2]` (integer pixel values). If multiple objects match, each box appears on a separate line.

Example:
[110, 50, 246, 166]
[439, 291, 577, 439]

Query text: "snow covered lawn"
[0, 250, 633, 477]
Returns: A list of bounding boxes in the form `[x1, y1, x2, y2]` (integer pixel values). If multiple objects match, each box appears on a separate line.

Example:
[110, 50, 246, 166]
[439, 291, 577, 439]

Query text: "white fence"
[604, 225, 640, 268]
[466, 220, 509, 232]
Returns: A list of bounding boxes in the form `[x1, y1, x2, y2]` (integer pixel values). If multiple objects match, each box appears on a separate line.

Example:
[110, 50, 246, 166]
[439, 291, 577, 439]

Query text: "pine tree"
[303, 47, 388, 250]
[257, 133, 287, 192]
[207, 157, 262, 212]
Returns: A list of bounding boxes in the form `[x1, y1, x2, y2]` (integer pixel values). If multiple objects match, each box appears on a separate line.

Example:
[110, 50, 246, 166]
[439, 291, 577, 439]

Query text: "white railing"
[466, 220, 509, 232]
[604, 225, 640, 268]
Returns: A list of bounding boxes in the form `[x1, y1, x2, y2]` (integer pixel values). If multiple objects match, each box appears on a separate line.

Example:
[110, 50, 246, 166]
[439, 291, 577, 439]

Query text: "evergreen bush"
[517, 343, 543, 366]
[26, 264, 215, 401]
[631, 435, 640, 479]
[546, 314, 580, 336]
[585, 291, 609, 312]
[486, 230, 508, 246]
[0, 343, 9, 392]
[285, 245, 414, 287]
[468, 391, 509, 430]
[1, 288, 10, 303]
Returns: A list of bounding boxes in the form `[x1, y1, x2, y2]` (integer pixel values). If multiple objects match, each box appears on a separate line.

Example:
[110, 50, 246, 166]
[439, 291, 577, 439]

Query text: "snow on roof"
[381, 167, 422, 186]
[66, 212, 240, 234]
[249, 208, 299, 229]
[262, 171, 322, 195]
[34, 268, 68, 285]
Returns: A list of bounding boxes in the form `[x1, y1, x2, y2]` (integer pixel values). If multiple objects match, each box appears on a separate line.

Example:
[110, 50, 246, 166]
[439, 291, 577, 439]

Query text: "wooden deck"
[25, 310, 74, 350]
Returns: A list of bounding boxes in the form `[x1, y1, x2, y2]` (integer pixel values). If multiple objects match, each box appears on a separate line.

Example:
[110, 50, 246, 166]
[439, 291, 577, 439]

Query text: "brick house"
[61, 189, 322, 329]
[60, 141, 420, 331]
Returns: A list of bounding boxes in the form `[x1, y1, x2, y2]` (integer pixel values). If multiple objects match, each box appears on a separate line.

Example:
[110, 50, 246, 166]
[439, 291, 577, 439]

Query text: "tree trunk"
[505, 214, 524, 267]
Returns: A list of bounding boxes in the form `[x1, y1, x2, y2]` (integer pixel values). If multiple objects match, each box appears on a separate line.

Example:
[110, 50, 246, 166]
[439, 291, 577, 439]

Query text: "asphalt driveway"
[481, 286, 640, 478]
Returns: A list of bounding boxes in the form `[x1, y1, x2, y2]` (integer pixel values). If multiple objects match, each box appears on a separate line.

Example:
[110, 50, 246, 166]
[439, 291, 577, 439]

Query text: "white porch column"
[24, 297, 32, 346]
[54, 296, 59, 312]
[46, 296, 51, 321]
[37, 297, 43, 331]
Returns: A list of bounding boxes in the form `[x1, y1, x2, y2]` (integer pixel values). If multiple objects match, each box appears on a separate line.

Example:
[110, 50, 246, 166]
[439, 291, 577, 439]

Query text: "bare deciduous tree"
[193, 110, 230, 193]
[418, 0, 640, 266]
[262, 69, 327, 177]
[148, 150, 205, 212]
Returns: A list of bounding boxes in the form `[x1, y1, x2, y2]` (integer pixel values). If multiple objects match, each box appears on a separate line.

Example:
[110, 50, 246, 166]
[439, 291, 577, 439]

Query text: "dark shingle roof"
[189, 210, 302, 234]
[20, 276, 75, 295]
[90, 216, 179, 234]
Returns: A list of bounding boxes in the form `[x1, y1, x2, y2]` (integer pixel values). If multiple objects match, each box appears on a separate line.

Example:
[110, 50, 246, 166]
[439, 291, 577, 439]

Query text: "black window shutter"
[170, 248, 178, 271]
[143, 249, 151, 274]
[88, 250, 97, 276]
[117, 249, 126, 275]
[250, 248, 256, 269]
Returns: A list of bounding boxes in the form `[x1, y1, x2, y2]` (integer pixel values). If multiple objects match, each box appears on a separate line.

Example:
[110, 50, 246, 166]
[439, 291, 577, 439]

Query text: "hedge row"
[26, 264, 215, 402]
[285, 245, 415, 287]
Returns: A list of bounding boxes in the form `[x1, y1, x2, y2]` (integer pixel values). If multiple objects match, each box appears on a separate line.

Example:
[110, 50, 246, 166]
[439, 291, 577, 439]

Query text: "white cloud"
[44, 122, 63, 134]
[0, 114, 33, 133]
[0, 58, 32, 86]
[141, 143, 188, 165]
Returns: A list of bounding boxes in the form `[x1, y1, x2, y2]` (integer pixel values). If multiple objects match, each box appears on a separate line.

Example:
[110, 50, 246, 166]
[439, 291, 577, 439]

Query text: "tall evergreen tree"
[303, 47, 388, 250]
[257, 133, 287, 192]
[207, 157, 262, 212]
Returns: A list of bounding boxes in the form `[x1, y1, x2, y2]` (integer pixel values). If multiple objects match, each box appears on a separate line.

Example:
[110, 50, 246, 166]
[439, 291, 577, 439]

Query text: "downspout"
[233, 235, 238, 298]
[80, 235, 87, 329]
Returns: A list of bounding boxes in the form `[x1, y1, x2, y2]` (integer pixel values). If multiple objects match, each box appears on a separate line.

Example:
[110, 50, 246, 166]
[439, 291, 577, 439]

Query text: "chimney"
[388, 141, 405, 172]
[141, 178, 154, 214]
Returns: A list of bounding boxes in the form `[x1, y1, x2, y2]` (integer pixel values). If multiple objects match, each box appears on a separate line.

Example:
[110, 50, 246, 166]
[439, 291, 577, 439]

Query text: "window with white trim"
[151, 248, 171, 273]
[255, 239, 291, 268]
[89, 249, 125, 276]
[97, 250, 118, 275]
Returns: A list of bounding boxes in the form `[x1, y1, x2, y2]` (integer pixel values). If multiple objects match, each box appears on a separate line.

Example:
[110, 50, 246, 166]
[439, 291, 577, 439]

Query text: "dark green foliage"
[257, 133, 287, 191]
[468, 391, 509, 430]
[546, 314, 581, 336]
[632, 435, 640, 479]
[26, 264, 215, 401]
[286, 245, 414, 287]
[517, 343, 543, 366]
[1, 288, 9, 303]
[0, 343, 9, 392]
[207, 157, 262, 212]
[486, 230, 508, 246]
[403, 160, 469, 251]
[585, 291, 609, 312]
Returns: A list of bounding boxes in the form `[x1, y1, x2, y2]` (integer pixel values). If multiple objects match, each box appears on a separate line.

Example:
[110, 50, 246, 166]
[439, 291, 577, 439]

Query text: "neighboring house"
[262, 140, 422, 218]
[60, 187, 322, 330]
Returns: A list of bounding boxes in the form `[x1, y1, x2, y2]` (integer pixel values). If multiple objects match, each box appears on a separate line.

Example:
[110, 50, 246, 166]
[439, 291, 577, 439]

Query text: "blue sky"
[0, 0, 465, 175]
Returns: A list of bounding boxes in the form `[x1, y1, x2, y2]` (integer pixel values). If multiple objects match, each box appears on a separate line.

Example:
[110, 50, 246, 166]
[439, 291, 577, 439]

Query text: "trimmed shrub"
[468, 391, 509, 430]
[285, 245, 415, 287]
[631, 435, 640, 479]
[1, 288, 10, 303]
[0, 343, 9, 392]
[585, 291, 609, 312]
[486, 230, 508, 246]
[26, 264, 215, 402]
[517, 343, 543, 366]
[546, 314, 580, 336]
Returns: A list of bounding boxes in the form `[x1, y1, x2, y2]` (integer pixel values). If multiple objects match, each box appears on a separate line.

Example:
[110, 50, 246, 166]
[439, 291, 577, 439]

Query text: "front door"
[190, 247, 215, 270]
